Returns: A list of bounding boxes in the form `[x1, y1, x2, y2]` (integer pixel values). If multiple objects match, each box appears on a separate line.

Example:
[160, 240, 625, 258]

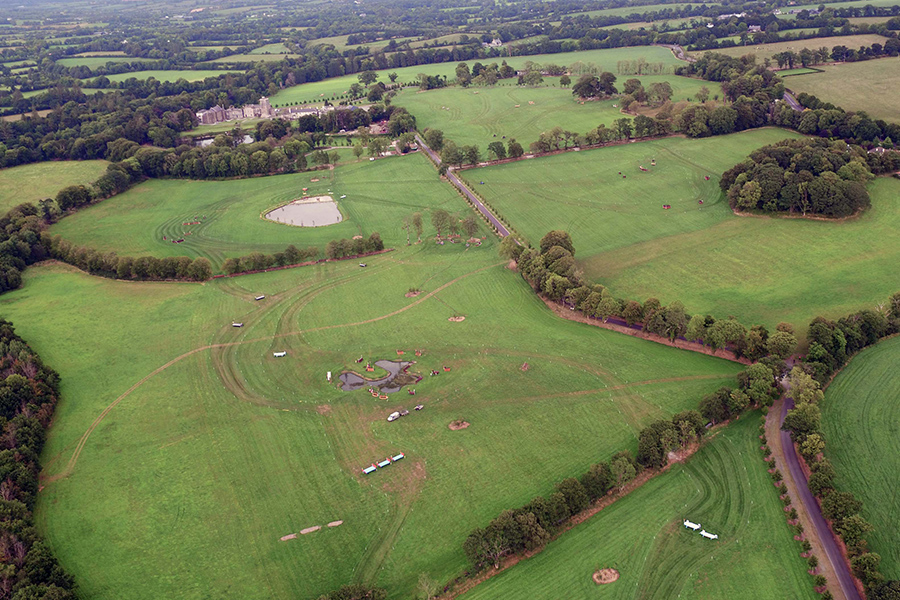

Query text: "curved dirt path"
[44, 261, 504, 484]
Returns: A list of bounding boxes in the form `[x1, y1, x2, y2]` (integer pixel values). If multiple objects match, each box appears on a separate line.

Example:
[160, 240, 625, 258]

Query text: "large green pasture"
[461, 415, 816, 600]
[104, 69, 244, 82]
[50, 152, 473, 267]
[269, 46, 681, 106]
[465, 129, 900, 330]
[1, 242, 740, 600]
[394, 75, 720, 148]
[822, 336, 900, 578]
[0, 160, 109, 214]
[785, 57, 900, 122]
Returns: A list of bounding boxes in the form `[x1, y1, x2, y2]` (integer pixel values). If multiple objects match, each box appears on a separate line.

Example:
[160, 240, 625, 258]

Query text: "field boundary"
[210, 248, 394, 279]
[541, 297, 751, 364]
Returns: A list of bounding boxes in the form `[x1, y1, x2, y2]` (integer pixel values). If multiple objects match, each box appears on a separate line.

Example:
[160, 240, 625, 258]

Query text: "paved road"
[779, 398, 863, 600]
[414, 133, 511, 237]
[783, 91, 804, 112]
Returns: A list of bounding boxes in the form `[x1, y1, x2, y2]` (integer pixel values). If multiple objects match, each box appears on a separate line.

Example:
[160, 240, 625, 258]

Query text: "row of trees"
[0, 320, 77, 599]
[48, 235, 214, 281]
[720, 138, 879, 218]
[324, 233, 385, 260]
[504, 231, 798, 363]
[779, 296, 900, 595]
[221, 245, 321, 276]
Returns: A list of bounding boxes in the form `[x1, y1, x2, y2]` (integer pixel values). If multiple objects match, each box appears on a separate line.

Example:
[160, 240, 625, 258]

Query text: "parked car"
[414, 404, 424, 411]
[399, 409, 410, 416]
[387, 411, 401, 422]
[359, 263, 367, 267]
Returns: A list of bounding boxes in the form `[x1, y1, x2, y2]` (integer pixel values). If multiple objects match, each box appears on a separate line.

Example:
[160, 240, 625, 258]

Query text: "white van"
[387, 412, 401, 422]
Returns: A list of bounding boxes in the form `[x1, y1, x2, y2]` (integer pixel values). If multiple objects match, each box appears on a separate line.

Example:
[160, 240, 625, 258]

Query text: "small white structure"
[340, 195, 347, 199]
[683, 519, 701, 531]
[699, 530, 718, 540]
[327, 371, 332, 382]
[255, 295, 266, 301]
[387, 411, 401, 422]
[232, 322, 243, 327]
[273, 351, 287, 358]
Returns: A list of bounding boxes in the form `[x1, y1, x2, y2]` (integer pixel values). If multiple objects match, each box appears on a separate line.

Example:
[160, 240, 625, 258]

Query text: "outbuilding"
[700, 530, 718, 540]
[392, 453, 405, 462]
[273, 351, 287, 357]
[255, 295, 266, 301]
[683, 519, 701, 531]
[377, 459, 391, 468]
[363, 465, 377, 474]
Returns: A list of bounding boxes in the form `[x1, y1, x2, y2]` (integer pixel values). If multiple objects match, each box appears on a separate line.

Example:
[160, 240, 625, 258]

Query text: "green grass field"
[691, 34, 890, 63]
[568, 3, 710, 18]
[0, 160, 110, 214]
[464, 129, 900, 330]
[785, 57, 900, 122]
[460, 415, 816, 600]
[55, 56, 154, 68]
[103, 69, 244, 83]
[249, 42, 292, 54]
[1, 239, 740, 600]
[269, 46, 682, 106]
[822, 336, 900, 579]
[210, 53, 302, 63]
[394, 76, 720, 148]
[49, 152, 472, 267]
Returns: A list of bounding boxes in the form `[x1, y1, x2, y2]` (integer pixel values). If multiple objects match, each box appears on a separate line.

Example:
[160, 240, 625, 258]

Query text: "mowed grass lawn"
[785, 57, 900, 122]
[269, 45, 681, 106]
[467, 129, 899, 330]
[394, 75, 719, 148]
[0, 160, 109, 214]
[822, 336, 900, 579]
[50, 152, 464, 268]
[0, 245, 741, 600]
[461, 415, 816, 600]
[55, 56, 153, 68]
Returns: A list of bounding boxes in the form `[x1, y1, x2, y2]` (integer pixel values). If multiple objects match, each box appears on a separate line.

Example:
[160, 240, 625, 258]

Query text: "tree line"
[780, 293, 900, 596]
[719, 138, 896, 218]
[0, 320, 77, 599]
[502, 231, 799, 364]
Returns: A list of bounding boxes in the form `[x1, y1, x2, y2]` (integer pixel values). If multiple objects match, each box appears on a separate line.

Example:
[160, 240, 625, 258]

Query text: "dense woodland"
[0, 321, 77, 600]
[720, 138, 887, 217]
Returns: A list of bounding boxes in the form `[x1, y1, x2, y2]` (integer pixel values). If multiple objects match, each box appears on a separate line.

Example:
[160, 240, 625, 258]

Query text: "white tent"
[700, 530, 718, 540]
[683, 519, 701, 531]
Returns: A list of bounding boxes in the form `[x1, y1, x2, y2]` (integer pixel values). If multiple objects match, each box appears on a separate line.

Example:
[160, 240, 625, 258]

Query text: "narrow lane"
[414, 133, 511, 237]
[779, 397, 863, 600]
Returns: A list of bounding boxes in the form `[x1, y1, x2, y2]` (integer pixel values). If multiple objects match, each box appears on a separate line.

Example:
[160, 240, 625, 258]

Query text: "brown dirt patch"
[316, 404, 332, 415]
[300, 526, 321, 535]
[310, 178, 320, 182]
[405, 290, 422, 298]
[593, 569, 620, 585]
[448, 316, 466, 322]
[449, 420, 470, 430]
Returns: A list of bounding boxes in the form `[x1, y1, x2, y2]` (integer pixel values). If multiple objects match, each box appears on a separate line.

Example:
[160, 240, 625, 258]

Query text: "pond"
[264, 195, 342, 227]
[339, 360, 420, 393]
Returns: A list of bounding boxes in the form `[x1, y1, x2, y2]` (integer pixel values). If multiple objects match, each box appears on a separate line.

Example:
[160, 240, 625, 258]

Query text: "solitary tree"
[412, 212, 424, 242]
[432, 209, 452, 237]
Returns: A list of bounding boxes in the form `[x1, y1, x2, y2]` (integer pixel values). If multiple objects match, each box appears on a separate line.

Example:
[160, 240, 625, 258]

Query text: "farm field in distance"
[822, 336, 900, 579]
[50, 152, 475, 267]
[0, 160, 110, 214]
[465, 129, 900, 330]
[784, 57, 900, 122]
[460, 415, 817, 600]
[268, 45, 682, 106]
[103, 69, 245, 82]
[2, 243, 741, 600]
[691, 34, 890, 62]
[394, 75, 720, 148]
